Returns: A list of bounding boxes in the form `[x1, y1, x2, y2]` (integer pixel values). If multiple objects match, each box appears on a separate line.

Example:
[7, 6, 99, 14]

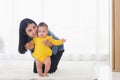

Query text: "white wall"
[0, 0, 13, 58]
[0, 0, 111, 60]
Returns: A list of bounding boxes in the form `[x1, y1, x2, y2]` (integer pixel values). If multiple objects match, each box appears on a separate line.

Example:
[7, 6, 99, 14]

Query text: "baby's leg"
[44, 56, 51, 76]
[36, 59, 43, 77]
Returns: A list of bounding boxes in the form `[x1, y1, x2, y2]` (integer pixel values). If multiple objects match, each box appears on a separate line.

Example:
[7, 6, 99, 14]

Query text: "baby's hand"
[62, 38, 66, 43]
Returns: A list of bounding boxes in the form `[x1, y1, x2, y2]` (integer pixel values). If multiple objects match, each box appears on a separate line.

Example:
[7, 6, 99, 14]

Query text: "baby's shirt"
[31, 35, 63, 58]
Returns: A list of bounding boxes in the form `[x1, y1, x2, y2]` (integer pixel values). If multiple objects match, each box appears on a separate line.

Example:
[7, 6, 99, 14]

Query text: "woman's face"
[25, 23, 37, 38]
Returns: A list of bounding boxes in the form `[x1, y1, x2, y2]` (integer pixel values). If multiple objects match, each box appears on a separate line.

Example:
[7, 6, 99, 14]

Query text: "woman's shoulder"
[48, 30, 52, 36]
[46, 35, 52, 39]
[48, 30, 59, 39]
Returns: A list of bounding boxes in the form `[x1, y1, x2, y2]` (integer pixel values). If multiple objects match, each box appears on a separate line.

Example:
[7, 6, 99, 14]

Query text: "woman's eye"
[28, 29, 32, 32]
[33, 26, 36, 29]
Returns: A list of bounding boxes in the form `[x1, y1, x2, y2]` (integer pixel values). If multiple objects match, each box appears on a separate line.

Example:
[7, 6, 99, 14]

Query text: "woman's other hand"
[43, 39, 52, 47]
[25, 41, 34, 50]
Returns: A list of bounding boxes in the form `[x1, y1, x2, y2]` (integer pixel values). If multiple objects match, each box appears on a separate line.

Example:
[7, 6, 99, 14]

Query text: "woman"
[18, 18, 64, 73]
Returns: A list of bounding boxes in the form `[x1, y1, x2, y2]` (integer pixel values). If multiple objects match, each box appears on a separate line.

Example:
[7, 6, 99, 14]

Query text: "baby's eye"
[38, 31, 41, 33]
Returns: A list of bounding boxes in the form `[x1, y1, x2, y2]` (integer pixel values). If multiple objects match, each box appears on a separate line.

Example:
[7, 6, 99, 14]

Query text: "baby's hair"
[38, 22, 48, 28]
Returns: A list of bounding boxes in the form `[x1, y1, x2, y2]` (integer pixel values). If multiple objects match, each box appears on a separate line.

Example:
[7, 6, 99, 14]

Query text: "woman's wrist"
[25, 41, 34, 50]
[43, 39, 53, 47]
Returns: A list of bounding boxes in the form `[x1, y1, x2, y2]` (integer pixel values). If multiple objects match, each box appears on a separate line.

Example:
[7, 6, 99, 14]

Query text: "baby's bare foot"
[39, 73, 44, 77]
[43, 73, 48, 77]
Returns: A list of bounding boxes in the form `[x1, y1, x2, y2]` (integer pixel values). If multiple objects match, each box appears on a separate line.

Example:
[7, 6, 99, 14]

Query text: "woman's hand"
[43, 39, 52, 47]
[25, 41, 34, 50]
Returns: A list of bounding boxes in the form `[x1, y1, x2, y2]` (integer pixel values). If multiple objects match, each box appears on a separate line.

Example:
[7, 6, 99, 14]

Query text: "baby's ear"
[47, 31, 49, 35]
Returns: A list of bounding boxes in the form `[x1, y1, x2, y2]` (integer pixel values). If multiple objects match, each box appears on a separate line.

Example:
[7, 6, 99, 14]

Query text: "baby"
[31, 22, 65, 77]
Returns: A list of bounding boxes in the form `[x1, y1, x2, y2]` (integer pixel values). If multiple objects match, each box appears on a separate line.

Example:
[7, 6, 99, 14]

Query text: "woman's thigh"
[49, 50, 64, 73]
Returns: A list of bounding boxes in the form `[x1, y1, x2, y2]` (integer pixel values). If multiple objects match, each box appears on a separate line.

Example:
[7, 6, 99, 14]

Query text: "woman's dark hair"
[18, 18, 37, 54]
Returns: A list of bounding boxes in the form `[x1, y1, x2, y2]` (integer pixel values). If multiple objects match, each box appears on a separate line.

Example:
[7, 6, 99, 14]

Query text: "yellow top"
[31, 35, 63, 63]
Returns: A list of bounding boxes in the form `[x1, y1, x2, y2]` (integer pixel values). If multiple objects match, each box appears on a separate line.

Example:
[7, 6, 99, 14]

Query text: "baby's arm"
[49, 36, 66, 46]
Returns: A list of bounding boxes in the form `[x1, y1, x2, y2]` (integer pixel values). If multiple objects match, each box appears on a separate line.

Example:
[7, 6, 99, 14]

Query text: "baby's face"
[38, 26, 48, 38]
